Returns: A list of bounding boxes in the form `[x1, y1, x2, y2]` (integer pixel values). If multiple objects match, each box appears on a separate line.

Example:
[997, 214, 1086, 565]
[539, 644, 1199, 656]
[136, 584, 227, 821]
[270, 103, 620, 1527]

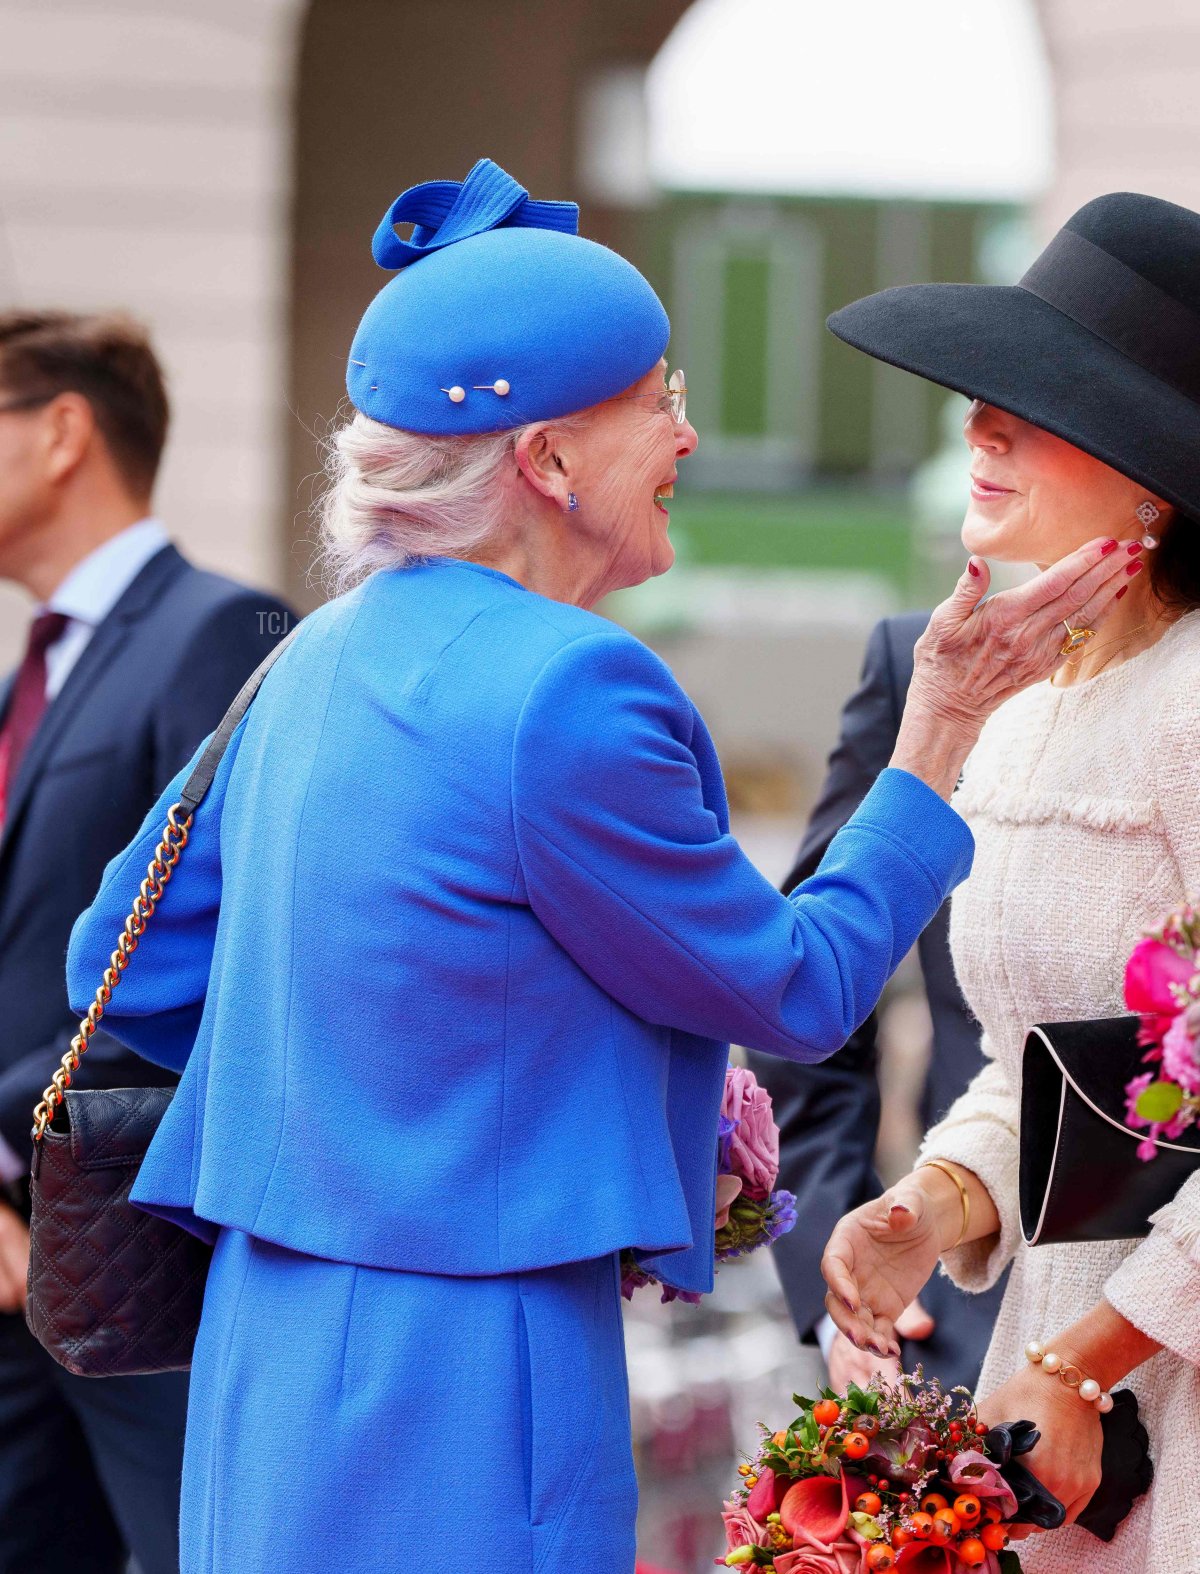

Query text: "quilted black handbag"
[25, 628, 298, 1377]
[1021, 1016, 1200, 1245]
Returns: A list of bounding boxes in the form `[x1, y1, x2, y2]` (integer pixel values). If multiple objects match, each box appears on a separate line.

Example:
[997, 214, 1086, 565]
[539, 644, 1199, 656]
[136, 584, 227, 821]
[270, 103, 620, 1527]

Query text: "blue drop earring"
[567, 493, 580, 512]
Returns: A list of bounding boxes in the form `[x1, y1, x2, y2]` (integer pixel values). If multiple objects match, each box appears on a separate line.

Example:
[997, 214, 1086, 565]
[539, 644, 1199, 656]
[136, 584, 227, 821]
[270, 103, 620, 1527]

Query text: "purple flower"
[766, 1190, 798, 1242]
[717, 1114, 738, 1174]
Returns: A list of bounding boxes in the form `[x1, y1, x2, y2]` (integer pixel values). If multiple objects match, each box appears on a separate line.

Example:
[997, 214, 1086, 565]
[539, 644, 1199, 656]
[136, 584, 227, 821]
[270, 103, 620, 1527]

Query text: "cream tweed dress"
[919, 609, 1200, 1574]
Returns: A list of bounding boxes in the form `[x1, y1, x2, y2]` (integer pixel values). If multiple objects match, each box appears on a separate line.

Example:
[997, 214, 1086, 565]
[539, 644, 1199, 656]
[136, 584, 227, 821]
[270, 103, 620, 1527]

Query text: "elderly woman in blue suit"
[65, 160, 1134, 1573]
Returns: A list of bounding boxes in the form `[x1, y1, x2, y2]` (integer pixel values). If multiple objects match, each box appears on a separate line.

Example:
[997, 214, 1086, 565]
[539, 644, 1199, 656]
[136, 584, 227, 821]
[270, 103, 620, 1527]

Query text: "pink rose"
[722, 1066, 780, 1200]
[774, 1536, 864, 1574]
[1125, 938, 1195, 1040]
[721, 1500, 769, 1552]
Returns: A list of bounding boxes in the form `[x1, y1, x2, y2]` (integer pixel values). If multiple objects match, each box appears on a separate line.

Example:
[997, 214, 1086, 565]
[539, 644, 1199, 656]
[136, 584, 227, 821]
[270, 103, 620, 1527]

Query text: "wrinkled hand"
[0, 1203, 29, 1314]
[821, 1178, 948, 1358]
[908, 536, 1139, 739]
[827, 1298, 935, 1390]
[979, 1362, 1103, 1532]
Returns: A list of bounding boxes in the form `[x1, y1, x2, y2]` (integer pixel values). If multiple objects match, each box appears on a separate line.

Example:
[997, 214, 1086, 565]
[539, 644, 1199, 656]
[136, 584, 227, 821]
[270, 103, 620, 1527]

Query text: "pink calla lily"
[779, 1473, 850, 1547]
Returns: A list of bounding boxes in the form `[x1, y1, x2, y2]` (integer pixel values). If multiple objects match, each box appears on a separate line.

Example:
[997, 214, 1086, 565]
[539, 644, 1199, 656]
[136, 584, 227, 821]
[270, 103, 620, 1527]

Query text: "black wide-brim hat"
[828, 191, 1200, 520]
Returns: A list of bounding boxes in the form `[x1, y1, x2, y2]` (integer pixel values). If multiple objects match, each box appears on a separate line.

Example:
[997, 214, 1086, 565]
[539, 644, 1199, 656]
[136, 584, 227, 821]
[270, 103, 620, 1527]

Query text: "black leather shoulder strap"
[177, 624, 301, 815]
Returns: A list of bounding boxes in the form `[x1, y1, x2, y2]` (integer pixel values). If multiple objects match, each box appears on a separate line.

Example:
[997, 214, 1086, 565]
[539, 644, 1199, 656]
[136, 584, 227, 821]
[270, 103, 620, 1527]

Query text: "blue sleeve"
[511, 631, 973, 1062]
[65, 729, 235, 1073]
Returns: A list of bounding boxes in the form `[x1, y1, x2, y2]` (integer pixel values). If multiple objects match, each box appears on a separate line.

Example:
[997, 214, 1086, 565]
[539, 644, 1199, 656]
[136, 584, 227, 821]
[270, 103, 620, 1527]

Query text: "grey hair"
[314, 408, 587, 596]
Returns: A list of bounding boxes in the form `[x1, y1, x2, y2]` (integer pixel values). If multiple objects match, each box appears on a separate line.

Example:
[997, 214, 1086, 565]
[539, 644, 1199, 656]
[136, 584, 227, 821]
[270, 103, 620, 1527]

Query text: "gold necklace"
[1052, 616, 1171, 686]
[1058, 621, 1148, 670]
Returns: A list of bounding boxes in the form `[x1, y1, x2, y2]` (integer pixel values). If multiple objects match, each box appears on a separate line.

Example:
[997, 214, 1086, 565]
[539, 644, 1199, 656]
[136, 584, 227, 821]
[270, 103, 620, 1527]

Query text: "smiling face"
[563, 359, 697, 594]
[961, 400, 1166, 566]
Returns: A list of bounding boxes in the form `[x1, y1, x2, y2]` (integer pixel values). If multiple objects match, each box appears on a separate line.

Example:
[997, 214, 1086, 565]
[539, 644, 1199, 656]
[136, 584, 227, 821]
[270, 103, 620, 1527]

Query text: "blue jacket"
[66, 558, 973, 1293]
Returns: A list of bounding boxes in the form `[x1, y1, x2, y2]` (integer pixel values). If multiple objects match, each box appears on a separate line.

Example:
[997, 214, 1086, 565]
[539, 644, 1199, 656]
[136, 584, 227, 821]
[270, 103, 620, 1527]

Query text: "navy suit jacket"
[0, 542, 294, 1164]
[748, 612, 1006, 1390]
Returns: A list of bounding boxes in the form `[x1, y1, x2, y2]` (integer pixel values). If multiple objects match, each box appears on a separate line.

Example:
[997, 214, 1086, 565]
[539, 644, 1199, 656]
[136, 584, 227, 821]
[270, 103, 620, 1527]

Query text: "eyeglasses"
[610, 368, 687, 425]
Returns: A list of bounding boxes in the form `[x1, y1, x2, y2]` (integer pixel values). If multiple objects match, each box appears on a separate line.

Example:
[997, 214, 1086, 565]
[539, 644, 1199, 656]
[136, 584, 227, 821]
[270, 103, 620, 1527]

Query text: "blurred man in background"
[749, 612, 1006, 1394]
[0, 311, 294, 1574]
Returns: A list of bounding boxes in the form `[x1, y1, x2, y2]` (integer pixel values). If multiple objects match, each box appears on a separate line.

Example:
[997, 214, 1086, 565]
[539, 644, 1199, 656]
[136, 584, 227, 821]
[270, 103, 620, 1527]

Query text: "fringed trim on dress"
[953, 783, 1157, 833]
[1147, 1197, 1200, 1264]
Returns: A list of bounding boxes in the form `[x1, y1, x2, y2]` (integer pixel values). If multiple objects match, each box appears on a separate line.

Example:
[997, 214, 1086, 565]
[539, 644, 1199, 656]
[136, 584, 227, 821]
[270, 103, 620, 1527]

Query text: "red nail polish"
[1127, 541, 1144, 555]
[1100, 539, 1119, 555]
[1126, 559, 1144, 576]
[1116, 585, 1129, 600]
[967, 561, 980, 578]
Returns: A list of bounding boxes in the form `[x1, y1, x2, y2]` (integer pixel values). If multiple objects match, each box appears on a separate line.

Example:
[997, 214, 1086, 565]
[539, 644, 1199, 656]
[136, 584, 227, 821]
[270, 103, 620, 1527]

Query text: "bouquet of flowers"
[622, 1065, 798, 1302]
[1122, 901, 1200, 1159]
[719, 1371, 1053, 1573]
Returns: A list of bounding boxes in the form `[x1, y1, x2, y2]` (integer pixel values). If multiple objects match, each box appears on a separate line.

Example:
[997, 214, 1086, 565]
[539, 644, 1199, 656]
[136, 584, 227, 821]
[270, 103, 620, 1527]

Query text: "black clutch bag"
[25, 628, 297, 1377]
[1020, 1016, 1200, 1245]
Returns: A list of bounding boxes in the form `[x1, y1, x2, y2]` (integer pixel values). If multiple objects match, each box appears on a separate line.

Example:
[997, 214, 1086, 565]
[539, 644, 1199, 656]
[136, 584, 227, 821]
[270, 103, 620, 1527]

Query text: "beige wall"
[0, 0, 302, 663]
[1034, 0, 1200, 228]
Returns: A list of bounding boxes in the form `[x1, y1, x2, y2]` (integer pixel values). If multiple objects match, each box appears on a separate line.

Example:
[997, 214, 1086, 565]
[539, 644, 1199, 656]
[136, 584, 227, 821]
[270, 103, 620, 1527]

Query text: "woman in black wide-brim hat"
[821, 192, 1200, 1571]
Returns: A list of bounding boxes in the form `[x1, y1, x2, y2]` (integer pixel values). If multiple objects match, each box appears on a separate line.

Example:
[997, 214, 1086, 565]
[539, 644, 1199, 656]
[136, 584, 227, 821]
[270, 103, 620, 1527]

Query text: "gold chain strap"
[31, 803, 193, 1142]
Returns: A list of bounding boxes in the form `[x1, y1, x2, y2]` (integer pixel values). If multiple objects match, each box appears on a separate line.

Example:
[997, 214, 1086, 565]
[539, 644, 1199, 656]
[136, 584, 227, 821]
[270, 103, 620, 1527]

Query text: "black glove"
[982, 1418, 1067, 1531]
[985, 1387, 1153, 1543]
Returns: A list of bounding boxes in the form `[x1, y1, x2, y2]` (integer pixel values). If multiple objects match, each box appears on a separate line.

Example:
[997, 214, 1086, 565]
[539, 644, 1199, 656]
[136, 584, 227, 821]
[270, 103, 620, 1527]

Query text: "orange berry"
[957, 1538, 987, 1568]
[981, 1524, 1009, 1552]
[855, 1492, 883, 1516]
[982, 1502, 1003, 1524]
[843, 1431, 870, 1460]
[906, 1512, 934, 1540]
[931, 1509, 960, 1542]
[813, 1399, 841, 1427]
[772, 1431, 787, 1448]
[953, 1494, 981, 1526]
[920, 1493, 950, 1516]
[891, 1525, 913, 1549]
[866, 1548, 895, 1571]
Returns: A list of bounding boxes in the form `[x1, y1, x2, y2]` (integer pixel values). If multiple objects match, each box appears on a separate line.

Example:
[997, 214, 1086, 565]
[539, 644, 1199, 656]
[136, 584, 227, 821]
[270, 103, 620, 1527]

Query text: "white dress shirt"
[0, 518, 169, 1182]
[42, 517, 170, 698]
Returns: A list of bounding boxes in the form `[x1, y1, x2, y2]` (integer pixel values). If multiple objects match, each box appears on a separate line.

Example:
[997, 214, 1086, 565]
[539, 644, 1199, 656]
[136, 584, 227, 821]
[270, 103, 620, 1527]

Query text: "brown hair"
[0, 310, 169, 495]
[1151, 510, 1200, 613]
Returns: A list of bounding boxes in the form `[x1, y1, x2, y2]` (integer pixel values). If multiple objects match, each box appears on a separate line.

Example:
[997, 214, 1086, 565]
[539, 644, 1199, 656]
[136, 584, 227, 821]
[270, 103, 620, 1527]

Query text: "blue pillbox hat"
[346, 158, 671, 435]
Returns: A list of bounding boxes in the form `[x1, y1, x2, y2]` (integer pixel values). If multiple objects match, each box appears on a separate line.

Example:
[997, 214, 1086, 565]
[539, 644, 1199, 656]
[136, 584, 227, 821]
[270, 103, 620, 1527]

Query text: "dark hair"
[1151, 509, 1200, 613]
[0, 310, 169, 495]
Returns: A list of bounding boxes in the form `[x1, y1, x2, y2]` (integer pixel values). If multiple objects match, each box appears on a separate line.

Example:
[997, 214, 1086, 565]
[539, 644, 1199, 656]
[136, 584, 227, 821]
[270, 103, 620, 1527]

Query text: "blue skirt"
[182, 1229, 638, 1573]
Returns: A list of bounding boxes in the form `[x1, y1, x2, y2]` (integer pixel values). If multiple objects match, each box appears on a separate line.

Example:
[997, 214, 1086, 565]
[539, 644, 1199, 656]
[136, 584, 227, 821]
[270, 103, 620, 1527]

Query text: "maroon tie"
[0, 610, 70, 837]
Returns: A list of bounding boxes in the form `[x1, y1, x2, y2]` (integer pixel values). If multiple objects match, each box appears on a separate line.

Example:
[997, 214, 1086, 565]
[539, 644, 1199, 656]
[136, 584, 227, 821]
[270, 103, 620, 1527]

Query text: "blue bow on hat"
[347, 158, 670, 436]
[371, 158, 579, 270]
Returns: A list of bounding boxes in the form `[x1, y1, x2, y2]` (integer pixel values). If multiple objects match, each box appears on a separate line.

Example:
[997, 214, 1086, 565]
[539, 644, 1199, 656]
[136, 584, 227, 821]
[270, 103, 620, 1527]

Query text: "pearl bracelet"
[1025, 1341, 1114, 1412]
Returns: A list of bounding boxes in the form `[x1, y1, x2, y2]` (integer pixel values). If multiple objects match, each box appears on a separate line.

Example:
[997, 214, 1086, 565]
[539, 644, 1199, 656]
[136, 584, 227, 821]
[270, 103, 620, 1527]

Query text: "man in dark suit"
[748, 612, 1006, 1394]
[0, 310, 295, 1573]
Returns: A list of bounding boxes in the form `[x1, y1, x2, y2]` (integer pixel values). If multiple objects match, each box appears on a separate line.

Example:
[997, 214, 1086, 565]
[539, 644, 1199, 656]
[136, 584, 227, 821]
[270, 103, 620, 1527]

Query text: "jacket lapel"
[0, 544, 187, 864]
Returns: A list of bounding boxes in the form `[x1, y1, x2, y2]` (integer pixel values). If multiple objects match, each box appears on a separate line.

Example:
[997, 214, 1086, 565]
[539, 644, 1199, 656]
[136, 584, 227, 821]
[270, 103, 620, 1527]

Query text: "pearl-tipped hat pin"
[439, 379, 511, 403]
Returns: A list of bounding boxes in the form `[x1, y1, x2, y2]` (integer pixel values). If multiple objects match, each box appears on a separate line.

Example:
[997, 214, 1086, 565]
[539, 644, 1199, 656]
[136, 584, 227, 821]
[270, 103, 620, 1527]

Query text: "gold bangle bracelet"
[920, 1158, 971, 1249]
